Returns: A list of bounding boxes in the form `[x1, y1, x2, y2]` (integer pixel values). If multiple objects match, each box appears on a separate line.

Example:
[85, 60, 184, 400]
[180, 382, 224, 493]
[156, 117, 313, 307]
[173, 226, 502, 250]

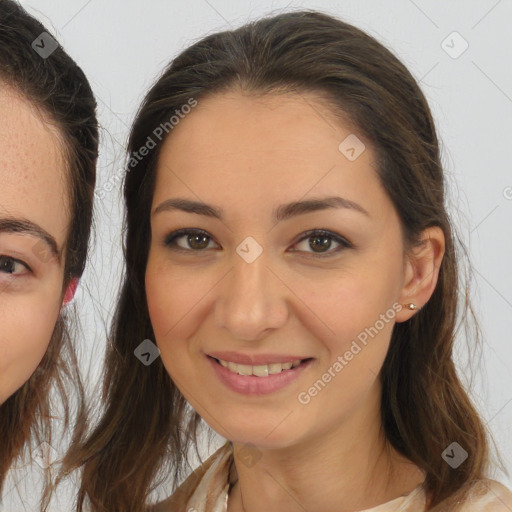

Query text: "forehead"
[154, 92, 390, 221]
[0, 85, 70, 248]
[160, 91, 352, 160]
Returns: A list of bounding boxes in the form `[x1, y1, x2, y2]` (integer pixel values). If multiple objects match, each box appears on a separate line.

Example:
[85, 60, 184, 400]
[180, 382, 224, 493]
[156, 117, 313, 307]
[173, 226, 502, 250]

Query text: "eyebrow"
[0, 217, 61, 262]
[153, 196, 370, 222]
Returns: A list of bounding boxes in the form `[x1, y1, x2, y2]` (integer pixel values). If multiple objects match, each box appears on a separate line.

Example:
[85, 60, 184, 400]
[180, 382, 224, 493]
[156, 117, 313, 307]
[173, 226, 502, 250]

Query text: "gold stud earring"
[403, 303, 417, 310]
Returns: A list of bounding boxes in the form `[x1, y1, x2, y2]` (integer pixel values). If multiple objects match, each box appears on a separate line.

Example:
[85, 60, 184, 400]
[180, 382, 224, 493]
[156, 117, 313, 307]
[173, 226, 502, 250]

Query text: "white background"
[3, 1, 512, 510]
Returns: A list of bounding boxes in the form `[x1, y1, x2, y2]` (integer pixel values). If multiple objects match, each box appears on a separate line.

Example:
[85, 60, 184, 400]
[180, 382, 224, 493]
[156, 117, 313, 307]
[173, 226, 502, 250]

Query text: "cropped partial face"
[146, 91, 416, 449]
[0, 85, 69, 404]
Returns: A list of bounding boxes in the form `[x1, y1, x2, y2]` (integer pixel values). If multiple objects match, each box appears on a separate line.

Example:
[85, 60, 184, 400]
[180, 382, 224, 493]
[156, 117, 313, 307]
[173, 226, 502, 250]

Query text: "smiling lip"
[207, 351, 309, 365]
[207, 354, 313, 396]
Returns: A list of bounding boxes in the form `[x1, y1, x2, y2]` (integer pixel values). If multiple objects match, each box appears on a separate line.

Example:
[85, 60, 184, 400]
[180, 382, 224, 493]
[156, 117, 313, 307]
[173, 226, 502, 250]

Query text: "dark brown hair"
[67, 10, 489, 511]
[0, 0, 98, 506]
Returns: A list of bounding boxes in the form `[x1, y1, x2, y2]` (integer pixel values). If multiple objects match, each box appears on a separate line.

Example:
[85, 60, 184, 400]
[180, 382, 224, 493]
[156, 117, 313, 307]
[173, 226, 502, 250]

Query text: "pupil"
[0, 257, 15, 273]
[310, 236, 330, 252]
[189, 234, 209, 250]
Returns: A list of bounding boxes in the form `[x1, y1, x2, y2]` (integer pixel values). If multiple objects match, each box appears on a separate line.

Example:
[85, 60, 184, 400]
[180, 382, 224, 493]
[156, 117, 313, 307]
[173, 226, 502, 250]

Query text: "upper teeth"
[217, 358, 302, 377]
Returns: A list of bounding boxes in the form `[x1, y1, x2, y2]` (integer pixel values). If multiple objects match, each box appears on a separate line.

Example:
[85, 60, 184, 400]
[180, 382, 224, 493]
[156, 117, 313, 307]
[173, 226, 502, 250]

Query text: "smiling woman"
[66, 9, 511, 512]
[0, 0, 98, 507]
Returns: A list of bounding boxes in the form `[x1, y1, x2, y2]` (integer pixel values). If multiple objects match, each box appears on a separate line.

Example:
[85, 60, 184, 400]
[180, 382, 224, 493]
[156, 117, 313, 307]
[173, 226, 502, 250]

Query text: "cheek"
[293, 268, 400, 406]
[0, 295, 61, 404]
[306, 268, 398, 344]
[145, 258, 201, 339]
[145, 257, 205, 372]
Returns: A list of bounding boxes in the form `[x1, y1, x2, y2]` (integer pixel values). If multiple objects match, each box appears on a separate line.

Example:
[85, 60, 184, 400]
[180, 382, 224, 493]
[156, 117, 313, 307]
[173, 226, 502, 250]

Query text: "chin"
[223, 426, 302, 452]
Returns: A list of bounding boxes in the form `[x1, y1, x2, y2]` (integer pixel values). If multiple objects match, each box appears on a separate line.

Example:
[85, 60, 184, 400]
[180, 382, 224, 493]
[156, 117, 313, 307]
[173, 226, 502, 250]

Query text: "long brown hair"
[0, 0, 98, 505]
[67, 10, 489, 511]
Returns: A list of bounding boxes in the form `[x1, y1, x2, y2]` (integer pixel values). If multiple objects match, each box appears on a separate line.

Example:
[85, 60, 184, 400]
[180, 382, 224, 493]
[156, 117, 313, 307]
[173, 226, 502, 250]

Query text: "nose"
[214, 249, 289, 341]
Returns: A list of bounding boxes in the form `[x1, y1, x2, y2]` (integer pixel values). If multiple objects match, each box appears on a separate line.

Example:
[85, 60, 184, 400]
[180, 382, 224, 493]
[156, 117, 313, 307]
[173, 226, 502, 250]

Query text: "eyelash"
[163, 228, 352, 257]
[0, 255, 31, 276]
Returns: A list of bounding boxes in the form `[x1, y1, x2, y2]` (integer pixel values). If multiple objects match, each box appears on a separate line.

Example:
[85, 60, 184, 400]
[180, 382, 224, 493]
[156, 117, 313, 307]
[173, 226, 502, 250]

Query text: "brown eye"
[309, 235, 333, 253]
[164, 229, 218, 252]
[187, 233, 210, 250]
[0, 255, 28, 275]
[291, 229, 352, 257]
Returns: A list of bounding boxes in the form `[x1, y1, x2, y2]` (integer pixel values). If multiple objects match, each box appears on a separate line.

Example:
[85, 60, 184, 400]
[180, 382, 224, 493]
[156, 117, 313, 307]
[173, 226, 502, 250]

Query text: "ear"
[395, 226, 445, 323]
[62, 277, 79, 306]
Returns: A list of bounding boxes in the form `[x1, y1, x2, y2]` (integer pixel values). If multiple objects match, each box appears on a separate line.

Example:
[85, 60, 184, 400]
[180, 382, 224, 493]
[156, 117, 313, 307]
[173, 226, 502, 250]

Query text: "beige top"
[153, 442, 512, 512]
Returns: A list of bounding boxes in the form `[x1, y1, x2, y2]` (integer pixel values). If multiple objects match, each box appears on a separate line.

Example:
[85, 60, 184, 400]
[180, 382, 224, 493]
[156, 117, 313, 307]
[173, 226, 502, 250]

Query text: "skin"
[0, 84, 70, 405]
[146, 91, 445, 512]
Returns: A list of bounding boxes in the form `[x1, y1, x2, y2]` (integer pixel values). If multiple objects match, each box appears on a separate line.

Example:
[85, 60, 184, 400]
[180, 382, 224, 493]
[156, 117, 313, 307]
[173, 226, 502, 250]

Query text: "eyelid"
[164, 228, 220, 252]
[0, 242, 36, 271]
[163, 228, 352, 256]
[290, 229, 353, 256]
[0, 255, 32, 275]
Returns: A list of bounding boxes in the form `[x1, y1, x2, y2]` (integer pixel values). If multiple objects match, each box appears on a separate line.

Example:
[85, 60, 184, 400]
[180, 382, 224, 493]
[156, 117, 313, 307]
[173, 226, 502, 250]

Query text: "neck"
[227, 382, 425, 512]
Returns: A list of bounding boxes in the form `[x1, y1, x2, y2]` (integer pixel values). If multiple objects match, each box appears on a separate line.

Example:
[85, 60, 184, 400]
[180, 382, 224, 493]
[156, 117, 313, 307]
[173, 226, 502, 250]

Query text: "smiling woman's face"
[0, 86, 69, 404]
[145, 91, 430, 449]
